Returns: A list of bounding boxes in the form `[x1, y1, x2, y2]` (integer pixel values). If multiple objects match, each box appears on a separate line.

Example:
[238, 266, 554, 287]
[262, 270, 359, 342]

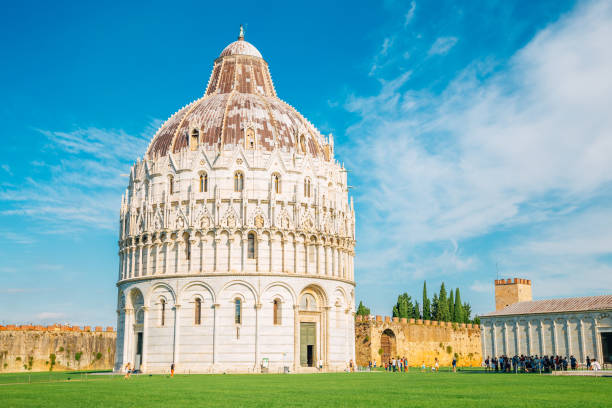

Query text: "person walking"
[452, 357, 457, 372]
[591, 359, 601, 371]
[434, 358, 439, 372]
[124, 363, 132, 379]
[170, 362, 175, 377]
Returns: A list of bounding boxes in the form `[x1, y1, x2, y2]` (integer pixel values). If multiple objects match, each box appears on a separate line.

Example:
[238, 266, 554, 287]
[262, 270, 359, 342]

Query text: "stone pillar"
[241, 238, 247, 272]
[503, 322, 509, 355]
[141, 306, 149, 372]
[304, 241, 309, 275]
[188, 238, 196, 274]
[552, 320, 558, 355]
[491, 322, 497, 356]
[123, 308, 133, 368]
[515, 321, 520, 355]
[254, 303, 262, 371]
[592, 317, 601, 361]
[481, 324, 487, 357]
[293, 304, 299, 372]
[527, 321, 533, 356]
[130, 246, 136, 278]
[566, 319, 572, 357]
[324, 306, 331, 369]
[270, 237, 276, 273]
[228, 237, 233, 273]
[212, 303, 220, 367]
[199, 235, 204, 273]
[539, 320, 545, 355]
[281, 239, 286, 273]
[137, 244, 144, 277]
[173, 304, 181, 366]
[214, 238, 220, 272]
[578, 318, 585, 363]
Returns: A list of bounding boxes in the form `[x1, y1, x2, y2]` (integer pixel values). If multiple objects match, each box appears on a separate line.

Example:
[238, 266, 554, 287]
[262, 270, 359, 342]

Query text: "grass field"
[1, 370, 610, 408]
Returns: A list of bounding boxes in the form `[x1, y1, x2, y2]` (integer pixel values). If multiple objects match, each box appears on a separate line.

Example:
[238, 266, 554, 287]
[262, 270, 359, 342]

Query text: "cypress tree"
[449, 289, 455, 322]
[356, 301, 370, 316]
[463, 302, 472, 323]
[422, 281, 431, 320]
[437, 283, 450, 321]
[413, 301, 421, 319]
[454, 288, 463, 323]
[431, 293, 439, 321]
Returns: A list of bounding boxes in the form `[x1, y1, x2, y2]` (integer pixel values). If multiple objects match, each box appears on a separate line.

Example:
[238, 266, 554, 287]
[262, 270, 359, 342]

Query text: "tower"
[494, 278, 532, 311]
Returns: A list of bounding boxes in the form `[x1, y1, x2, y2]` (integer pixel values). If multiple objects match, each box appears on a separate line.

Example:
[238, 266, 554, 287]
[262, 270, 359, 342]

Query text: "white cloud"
[36, 312, 65, 320]
[347, 0, 612, 300]
[428, 36, 458, 55]
[1, 125, 152, 232]
[404, 1, 417, 26]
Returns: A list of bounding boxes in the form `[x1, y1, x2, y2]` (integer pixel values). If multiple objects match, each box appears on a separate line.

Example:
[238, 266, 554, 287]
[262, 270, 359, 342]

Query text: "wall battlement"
[0, 324, 115, 333]
[355, 315, 480, 330]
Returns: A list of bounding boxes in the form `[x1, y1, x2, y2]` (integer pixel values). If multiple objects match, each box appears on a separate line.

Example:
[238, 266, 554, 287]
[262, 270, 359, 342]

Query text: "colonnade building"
[114, 28, 356, 374]
[480, 278, 612, 365]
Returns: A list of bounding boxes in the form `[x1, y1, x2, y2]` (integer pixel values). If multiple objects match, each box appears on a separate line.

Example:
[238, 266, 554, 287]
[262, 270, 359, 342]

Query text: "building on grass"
[115, 28, 356, 374]
[480, 278, 612, 365]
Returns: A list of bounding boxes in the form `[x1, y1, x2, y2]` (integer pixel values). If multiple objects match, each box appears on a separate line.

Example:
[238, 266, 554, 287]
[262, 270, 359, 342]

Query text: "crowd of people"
[484, 355, 603, 372]
[367, 357, 411, 372]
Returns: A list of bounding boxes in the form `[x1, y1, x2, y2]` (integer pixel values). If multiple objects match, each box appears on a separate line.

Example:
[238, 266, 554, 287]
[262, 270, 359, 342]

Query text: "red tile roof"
[484, 295, 612, 317]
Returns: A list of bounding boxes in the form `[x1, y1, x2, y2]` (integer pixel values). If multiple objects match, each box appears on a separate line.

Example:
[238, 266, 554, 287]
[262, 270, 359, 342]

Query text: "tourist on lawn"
[485, 356, 490, 372]
[434, 358, 439, 372]
[570, 355, 577, 370]
[452, 357, 457, 372]
[171, 362, 175, 377]
[591, 359, 601, 371]
[586, 356, 591, 370]
[124, 363, 132, 379]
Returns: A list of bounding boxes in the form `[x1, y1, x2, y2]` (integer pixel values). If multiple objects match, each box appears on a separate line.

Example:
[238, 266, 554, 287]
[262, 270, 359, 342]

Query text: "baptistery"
[115, 29, 356, 374]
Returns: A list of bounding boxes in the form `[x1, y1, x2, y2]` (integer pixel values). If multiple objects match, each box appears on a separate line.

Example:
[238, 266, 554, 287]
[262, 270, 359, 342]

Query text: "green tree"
[422, 281, 431, 320]
[463, 302, 472, 323]
[454, 288, 463, 323]
[393, 293, 413, 318]
[413, 301, 421, 319]
[436, 283, 450, 322]
[356, 301, 370, 316]
[472, 315, 481, 325]
[431, 293, 439, 320]
[449, 289, 455, 322]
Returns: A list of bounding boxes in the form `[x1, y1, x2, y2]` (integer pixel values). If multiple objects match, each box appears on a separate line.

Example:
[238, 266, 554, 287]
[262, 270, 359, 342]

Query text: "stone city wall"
[355, 315, 482, 367]
[0, 324, 116, 372]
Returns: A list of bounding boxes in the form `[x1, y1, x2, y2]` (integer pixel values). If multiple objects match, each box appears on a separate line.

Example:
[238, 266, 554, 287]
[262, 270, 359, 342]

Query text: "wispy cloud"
[428, 36, 458, 55]
[346, 0, 612, 310]
[1, 125, 153, 233]
[404, 1, 416, 26]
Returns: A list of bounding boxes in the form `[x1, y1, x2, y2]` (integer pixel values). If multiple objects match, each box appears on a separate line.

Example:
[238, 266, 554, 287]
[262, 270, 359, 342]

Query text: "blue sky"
[2, 0, 611, 326]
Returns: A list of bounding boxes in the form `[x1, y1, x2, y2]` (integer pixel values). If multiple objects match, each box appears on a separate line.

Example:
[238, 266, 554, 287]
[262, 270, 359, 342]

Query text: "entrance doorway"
[380, 329, 396, 365]
[602, 333, 612, 364]
[134, 332, 143, 370]
[300, 322, 316, 367]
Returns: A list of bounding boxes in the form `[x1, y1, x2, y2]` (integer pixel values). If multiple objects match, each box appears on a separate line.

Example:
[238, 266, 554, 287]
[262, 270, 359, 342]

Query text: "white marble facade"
[115, 33, 356, 373]
[481, 311, 612, 364]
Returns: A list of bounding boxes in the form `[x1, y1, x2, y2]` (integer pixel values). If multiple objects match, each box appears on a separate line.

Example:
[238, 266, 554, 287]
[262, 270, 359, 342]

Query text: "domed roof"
[145, 29, 332, 162]
[220, 40, 262, 59]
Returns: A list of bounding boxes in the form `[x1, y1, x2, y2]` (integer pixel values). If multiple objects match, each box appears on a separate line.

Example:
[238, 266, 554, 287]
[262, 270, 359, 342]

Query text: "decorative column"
[578, 318, 585, 363]
[212, 303, 220, 368]
[173, 304, 181, 366]
[228, 237, 233, 273]
[137, 243, 144, 277]
[214, 238, 220, 272]
[515, 321, 520, 355]
[293, 304, 299, 372]
[527, 321, 533, 356]
[123, 308, 133, 368]
[141, 306, 149, 372]
[304, 241, 309, 275]
[130, 245, 136, 279]
[503, 322, 509, 355]
[188, 237, 196, 274]
[293, 239, 297, 274]
[281, 239, 286, 273]
[241, 237, 248, 272]
[491, 322, 497, 356]
[254, 303, 262, 371]
[324, 306, 331, 369]
[565, 319, 572, 357]
[552, 320, 558, 355]
[539, 320, 545, 355]
[592, 316, 601, 361]
[199, 234, 204, 273]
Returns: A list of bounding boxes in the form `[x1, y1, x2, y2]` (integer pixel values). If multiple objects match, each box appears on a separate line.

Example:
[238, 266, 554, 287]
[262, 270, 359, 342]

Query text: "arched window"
[272, 173, 281, 194]
[194, 298, 201, 325]
[160, 299, 166, 326]
[234, 172, 244, 192]
[247, 232, 256, 259]
[273, 299, 282, 325]
[235, 298, 242, 324]
[190, 129, 200, 151]
[199, 173, 208, 193]
[245, 128, 255, 150]
[304, 178, 311, 198]
[299, 135, 306, 153]
[168, 175, 174, 195]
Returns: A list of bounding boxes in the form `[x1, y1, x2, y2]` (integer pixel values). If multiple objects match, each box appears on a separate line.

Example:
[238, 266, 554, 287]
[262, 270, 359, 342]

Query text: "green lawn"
[0, 371, 610, 408]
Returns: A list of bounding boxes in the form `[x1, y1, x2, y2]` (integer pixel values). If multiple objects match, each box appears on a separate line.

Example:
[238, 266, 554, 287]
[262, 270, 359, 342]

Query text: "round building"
[115, 29, 356, 373]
